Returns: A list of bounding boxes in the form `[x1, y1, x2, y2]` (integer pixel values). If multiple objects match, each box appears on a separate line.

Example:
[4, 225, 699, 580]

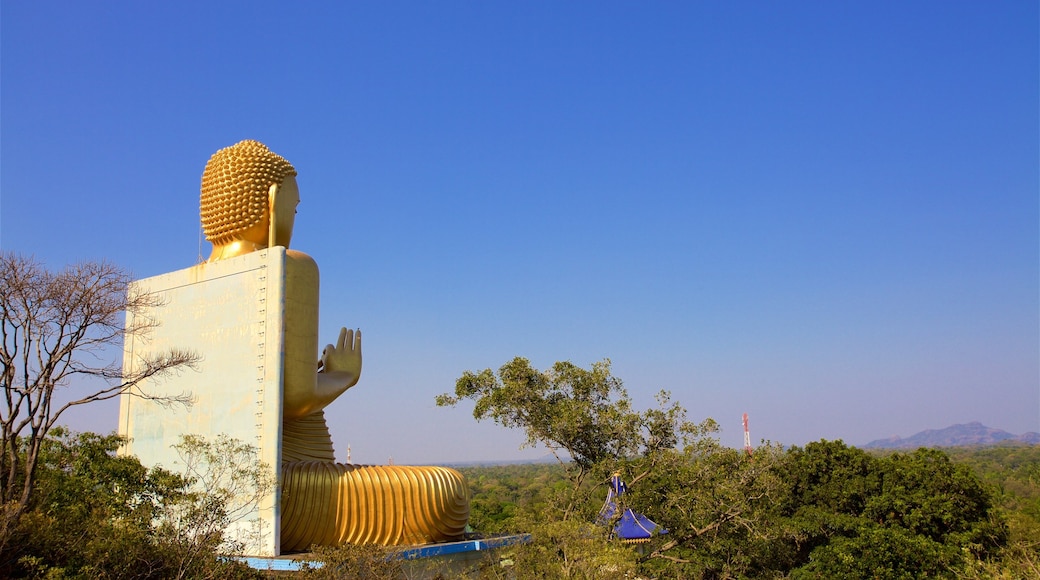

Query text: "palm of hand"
[321, 328, 362, 379]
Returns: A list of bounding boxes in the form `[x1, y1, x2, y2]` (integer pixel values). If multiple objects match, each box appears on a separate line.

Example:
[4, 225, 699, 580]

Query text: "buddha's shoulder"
[284, 249, 319, 274]
[285, 249, 317, 264]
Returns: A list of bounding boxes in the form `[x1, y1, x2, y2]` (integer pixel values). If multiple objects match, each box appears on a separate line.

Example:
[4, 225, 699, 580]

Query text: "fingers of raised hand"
[323, 328, 361, 361]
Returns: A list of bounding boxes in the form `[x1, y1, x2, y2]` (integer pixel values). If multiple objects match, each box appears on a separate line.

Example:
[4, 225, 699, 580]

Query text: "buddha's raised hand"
[284, 327, 362, 419]
[320, 327, 362, 380]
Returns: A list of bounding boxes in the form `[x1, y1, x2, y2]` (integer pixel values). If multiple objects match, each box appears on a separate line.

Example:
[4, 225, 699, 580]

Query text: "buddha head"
[201, 140, 299, 260]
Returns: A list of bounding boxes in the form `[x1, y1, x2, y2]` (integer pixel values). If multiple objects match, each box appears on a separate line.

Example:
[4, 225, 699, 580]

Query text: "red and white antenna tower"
[742, 413, 753, 457]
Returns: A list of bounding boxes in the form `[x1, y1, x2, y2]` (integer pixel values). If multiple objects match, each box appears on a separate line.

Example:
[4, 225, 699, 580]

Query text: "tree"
[8, 429, 188, 578]
[0, 252, 197, 547]
[790, 526, 959, 580]
[864, 449, 1006, 557]
[627, 440, 793, 579]
[778, 440, 1007, 578]
[5, 429, 261, 579]
[437, 357, 690, 519]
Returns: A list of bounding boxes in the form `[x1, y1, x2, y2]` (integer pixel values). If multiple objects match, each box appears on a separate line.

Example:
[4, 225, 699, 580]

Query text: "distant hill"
[864, 422, 1040, 449]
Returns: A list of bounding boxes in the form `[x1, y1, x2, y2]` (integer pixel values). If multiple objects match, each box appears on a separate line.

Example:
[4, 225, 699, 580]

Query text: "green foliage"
[778, 441, 1007, 578]
[458, 463, 568, 534]
[629, 441, 794, 579]
[6, 429, 184, 578]
[1, 429, 262, 579]
[502, 518, 636, 580]
[785, 439, 880, 516]
[791, 526, 959, 579]
[458, 442, 1014, 579]
[866, 449, 1004, 550]
[946, 445, 1040, 577]
[439, 357, 691, 525]
[439, 358, 688, 472]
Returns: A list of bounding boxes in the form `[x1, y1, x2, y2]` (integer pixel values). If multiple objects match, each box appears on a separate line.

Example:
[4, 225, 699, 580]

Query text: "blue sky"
[2, 2, 1037, 464]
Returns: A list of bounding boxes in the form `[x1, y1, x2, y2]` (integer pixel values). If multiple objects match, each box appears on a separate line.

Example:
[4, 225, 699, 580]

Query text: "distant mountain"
[864, 422, 1040, 449]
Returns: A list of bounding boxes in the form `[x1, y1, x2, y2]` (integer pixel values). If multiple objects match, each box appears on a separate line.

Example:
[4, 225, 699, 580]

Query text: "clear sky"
[2, 2, 1037, 464]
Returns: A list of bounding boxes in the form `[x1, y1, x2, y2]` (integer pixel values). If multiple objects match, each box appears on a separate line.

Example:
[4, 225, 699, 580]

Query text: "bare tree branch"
[0, 253, 199, 550]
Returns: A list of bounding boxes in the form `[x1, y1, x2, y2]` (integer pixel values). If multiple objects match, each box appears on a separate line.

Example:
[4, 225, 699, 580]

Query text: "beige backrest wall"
[119, 248, 286, 556]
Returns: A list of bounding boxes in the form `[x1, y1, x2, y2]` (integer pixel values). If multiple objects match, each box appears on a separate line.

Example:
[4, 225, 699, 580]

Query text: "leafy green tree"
[3, 429, 260, 579]
[8, 429, 183, 578]
[439, 358, 638, 469]
[438, 357, 688, 516]
[790, 526, 959, 580]
[779, 440, 1007, 578]
[785, 440, 880, 516]
[779, 439, 883, 562]
[864, 448, 1005, 553]
[627, 438, 793, 578]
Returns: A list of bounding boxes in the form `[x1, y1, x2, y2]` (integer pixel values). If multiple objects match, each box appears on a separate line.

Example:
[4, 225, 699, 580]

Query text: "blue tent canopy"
[597, 473, 666, 543]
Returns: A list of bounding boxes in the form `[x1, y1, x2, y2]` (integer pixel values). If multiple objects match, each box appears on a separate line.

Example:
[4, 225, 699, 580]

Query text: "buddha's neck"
[208, 240, 268, 262]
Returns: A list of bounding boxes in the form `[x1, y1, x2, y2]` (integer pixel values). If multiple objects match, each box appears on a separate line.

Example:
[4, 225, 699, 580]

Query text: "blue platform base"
[239, 534, 530, 574]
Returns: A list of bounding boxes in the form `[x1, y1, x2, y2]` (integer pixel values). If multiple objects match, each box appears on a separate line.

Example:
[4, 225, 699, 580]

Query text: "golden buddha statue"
[200, 140, 469, 550]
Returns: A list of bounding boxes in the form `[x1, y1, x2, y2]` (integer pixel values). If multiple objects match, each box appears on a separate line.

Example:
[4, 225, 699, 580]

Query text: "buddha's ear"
[268, 182, 279, 247]
[268, 181, 280, 213]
